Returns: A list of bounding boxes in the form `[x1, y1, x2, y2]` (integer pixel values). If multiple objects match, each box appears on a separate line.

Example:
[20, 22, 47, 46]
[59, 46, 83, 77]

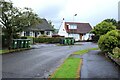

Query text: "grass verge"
[73, 47, 99, 55]
[49, 47, 99, 79]
[50, 57, 82, 79]
[0, 48, 31, 54]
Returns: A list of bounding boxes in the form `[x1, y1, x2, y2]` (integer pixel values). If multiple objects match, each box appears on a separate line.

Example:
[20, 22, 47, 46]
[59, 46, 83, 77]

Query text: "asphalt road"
[2, 42, 98, 78]
[81, 50, 120, 79]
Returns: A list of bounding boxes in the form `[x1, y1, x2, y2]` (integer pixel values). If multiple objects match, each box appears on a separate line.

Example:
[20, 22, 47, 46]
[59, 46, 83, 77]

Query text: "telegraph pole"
[73, 14, 77, 40]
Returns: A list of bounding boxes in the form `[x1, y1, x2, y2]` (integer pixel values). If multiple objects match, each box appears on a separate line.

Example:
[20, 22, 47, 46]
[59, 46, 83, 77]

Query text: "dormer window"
[69, 24, 77, 29]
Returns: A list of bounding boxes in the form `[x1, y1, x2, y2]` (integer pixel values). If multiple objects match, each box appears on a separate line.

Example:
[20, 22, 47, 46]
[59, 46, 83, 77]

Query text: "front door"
[35, 32, 38, 37]
[79, 34, 83, 40]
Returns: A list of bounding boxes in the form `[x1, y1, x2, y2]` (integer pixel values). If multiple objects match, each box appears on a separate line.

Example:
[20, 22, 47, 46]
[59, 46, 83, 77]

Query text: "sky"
[9, 0, 120, 29]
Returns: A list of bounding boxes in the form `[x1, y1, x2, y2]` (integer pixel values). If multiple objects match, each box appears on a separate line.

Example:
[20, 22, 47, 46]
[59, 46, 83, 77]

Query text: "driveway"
[2, 42, 98, 78]
[81, 50, 120, 79]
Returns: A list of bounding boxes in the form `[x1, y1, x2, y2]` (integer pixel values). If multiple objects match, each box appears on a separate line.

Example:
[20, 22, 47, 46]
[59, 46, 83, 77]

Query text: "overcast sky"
[10, 0, 119, 29]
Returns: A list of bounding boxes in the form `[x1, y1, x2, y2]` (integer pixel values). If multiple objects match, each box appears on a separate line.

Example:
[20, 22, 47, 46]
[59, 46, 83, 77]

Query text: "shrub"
[38, 34, 48, 37]
[34, 37, 61, 43]
[111, 47, 120, 59]
[98, 30, 120, 53]
[91, 35, 99, 42]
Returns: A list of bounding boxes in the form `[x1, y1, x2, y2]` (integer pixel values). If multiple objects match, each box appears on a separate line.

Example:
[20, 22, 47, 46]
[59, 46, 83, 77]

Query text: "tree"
[103, 18, 117, 26]
[103, 18, 120, 30]
[0, 0, 41, 49]
[91, 21, 116, 41]
[48, 20, 55, 32]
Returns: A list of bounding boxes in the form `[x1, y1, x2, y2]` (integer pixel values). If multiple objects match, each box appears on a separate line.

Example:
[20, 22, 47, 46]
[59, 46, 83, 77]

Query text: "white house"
[58, 21, 92, 41]
[20, 19, 54, 37]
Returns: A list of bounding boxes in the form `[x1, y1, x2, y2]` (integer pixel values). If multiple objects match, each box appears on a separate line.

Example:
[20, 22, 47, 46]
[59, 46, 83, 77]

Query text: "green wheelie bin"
[64, 38, 67, 45]
[26, 39, 30, 48]
[24, 40, 28, 48]
[21, 39, 24, 48]
[68, 38, 71, 45]
[12, 39, 18, 49]
[17, 39, 21, 48]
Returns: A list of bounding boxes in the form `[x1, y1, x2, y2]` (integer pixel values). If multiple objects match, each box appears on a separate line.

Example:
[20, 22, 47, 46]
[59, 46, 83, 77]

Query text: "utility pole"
[73, 14, 77, 40]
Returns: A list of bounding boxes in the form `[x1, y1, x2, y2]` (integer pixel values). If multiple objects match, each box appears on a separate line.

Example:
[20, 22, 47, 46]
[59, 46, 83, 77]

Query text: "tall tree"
[48, 20, 55, 32]
[0, 0, 41, 49]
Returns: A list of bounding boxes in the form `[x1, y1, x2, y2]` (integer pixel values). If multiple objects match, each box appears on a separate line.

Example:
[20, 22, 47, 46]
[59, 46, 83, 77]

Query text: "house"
[20, 19, 54, 37]
[58, 21, 92, 41]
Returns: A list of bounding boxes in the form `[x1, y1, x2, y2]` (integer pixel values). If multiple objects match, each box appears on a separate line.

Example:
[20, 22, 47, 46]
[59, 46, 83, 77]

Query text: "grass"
[73, 47, 99, 55]
[50, 57, 82, 79]
[0, 49, 10, 54]
[50, 47, 99, 79]
[0, 48, 31, 54]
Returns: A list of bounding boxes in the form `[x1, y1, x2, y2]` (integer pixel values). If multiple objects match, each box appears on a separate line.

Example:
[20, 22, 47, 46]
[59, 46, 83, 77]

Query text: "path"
[81, 50, 120, 79]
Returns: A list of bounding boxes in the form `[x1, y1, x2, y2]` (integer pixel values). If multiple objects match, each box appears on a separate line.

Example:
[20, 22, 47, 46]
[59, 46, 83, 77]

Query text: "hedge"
[98, 30, 120, 53]
[34, 37, 62, 43]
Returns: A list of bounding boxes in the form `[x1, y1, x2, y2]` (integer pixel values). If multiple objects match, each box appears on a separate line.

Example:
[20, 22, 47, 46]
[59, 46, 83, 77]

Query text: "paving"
[80, 50, 120, 79]
[2, 42, 98, 78]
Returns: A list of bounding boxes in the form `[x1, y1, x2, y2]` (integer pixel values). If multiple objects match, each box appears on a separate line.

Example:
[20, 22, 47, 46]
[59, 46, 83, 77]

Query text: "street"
[2, 42, 98, 78]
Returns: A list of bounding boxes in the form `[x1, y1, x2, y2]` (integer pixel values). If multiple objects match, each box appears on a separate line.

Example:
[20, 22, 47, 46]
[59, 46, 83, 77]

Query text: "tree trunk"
[7, 34, 12, 50]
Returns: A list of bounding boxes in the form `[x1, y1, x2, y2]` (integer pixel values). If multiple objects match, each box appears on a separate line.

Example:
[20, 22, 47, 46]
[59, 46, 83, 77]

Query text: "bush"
[34, 37, 62, 43]
[111, 47, 120, 59]
[38, 34, 48, 37]
[98, 30, 120, 53]
[91, 35, 99, 42]
[90, 21, 116, 42]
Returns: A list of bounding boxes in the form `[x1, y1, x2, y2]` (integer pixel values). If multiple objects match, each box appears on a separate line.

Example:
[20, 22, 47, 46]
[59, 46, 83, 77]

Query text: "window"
[46, 31, 50, 35]
[69, 24, 77, 29]
[25, 31, 30, 36]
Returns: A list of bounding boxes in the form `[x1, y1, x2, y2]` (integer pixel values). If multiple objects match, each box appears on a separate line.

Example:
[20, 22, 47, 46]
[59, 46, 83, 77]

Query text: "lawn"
[73, 47, 99, 55]
[50, 57, 82, 79]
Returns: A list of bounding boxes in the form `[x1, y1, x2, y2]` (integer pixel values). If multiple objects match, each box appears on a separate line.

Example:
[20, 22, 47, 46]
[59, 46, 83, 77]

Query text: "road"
[2, 42, 98, 78]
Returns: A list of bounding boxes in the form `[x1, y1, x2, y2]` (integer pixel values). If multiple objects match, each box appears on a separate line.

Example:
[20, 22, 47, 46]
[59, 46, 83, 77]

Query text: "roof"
[65, 22, 92, 34]
[24, 19, 54, 31]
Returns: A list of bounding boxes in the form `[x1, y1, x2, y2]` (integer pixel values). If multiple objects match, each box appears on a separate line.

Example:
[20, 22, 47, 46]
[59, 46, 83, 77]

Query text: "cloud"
[37, 2, 65, 19]
[10, 0, 119, 28]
